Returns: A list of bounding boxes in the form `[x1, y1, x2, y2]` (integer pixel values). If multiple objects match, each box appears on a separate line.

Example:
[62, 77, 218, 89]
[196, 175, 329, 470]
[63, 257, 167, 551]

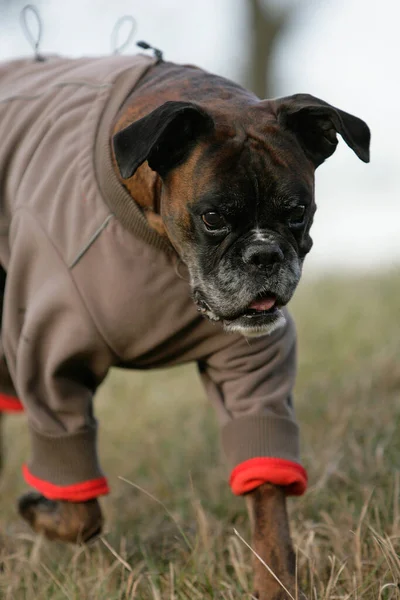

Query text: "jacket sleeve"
[198, 310, 307, 496]
[2, 212, 115, 501]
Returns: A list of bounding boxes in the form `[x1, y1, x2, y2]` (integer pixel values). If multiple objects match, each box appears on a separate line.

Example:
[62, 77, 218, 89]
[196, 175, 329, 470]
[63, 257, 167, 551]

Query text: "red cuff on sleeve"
[229, 457, 308, 496]
[0, 393, 24, 412]
[22, 464, 110, 502]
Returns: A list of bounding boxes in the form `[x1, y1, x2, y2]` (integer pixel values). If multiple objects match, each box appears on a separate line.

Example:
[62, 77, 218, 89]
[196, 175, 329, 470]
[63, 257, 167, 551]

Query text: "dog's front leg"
[246, 483, 303, 600]
[18, 493, 103, 543]
[0, 412, 3, 473]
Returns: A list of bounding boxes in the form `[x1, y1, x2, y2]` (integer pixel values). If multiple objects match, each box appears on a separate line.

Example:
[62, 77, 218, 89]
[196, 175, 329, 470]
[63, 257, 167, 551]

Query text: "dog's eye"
[202, 211, 226, 230]
[288, 205, 306, 227]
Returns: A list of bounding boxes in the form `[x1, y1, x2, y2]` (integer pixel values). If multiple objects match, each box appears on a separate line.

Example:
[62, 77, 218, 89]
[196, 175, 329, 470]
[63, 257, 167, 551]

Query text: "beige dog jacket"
[0, 54, 306, 500]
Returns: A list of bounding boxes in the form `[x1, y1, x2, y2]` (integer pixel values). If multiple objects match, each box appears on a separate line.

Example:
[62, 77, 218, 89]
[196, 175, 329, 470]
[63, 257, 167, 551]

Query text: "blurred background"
[0, 0, 398, 273]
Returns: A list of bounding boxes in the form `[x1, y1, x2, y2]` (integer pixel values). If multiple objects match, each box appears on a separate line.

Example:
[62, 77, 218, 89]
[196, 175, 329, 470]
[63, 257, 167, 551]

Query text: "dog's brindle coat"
[19, 59, 370, 599]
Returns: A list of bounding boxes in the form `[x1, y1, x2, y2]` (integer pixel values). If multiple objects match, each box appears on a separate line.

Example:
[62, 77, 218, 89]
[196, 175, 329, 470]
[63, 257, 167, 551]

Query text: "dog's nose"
[243, 244, 284, 270]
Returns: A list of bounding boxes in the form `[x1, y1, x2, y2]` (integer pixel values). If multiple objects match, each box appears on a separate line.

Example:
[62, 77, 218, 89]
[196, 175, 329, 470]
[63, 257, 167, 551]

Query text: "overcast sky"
[0, 0, 398, 272]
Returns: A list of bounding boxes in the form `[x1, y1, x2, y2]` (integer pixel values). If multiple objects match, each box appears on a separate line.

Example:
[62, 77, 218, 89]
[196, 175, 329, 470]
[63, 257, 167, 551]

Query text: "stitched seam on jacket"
[69, 214, 114, 268]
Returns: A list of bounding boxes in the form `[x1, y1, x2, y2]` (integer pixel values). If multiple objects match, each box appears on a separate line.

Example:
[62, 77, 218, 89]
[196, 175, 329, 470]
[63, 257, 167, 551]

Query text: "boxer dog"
[13, 54, 370, 599]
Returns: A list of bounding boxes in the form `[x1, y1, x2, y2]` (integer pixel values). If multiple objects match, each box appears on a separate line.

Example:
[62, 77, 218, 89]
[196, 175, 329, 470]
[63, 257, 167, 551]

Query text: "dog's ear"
[275, 93, 370, 167]
[113, 100, 214, 179]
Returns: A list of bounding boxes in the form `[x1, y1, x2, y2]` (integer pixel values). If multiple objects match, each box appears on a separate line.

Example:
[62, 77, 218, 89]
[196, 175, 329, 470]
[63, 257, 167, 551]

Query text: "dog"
[0, 49, 370, 599]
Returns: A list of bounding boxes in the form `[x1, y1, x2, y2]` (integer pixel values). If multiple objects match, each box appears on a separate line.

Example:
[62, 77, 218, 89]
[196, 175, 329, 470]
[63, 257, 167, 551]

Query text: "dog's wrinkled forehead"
[178, 122, 315, 224]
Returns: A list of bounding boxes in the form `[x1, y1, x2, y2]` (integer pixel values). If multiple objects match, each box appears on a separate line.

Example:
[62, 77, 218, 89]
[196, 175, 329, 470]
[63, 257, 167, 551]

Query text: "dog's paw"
[253, 588, 307, 600]
[253, 575, 308, 600]
[18, 492, 103, 543]
[252, 587, 308, 600]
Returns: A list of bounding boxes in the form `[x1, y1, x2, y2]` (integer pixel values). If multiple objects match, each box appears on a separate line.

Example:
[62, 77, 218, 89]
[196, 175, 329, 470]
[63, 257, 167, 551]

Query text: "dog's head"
[113, 94, 370, 337]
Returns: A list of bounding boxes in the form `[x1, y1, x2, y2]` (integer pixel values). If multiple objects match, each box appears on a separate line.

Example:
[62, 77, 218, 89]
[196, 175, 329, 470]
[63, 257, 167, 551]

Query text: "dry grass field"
[0, 270, 399, 599]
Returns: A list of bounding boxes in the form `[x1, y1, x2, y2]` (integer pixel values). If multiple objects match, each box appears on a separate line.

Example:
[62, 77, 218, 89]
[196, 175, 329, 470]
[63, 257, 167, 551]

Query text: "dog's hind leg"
[0, 265, 24, 473]
[0, 266, 5, 474]
[0, 360, 24, 475]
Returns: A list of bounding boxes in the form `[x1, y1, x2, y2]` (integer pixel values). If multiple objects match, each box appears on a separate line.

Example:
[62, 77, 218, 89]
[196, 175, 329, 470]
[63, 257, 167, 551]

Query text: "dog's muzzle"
[191, 237, 300, 337]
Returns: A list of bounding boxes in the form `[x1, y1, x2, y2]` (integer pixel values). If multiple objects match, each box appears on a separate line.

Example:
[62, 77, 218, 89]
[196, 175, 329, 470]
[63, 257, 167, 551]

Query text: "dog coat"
[0, 54, 306, 500]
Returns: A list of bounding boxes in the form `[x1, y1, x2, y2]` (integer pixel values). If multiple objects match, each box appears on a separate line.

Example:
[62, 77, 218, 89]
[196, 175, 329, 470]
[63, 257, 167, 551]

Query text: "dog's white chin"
[223, 311, 287, 338]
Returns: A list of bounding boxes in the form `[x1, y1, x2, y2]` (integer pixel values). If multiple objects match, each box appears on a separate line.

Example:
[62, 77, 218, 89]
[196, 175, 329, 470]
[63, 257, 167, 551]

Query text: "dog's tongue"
[248, 296, 276, 311]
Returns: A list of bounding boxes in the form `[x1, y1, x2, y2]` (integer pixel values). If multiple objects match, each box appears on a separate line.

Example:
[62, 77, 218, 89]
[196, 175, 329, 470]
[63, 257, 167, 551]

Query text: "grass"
[0, 269, 400, 599]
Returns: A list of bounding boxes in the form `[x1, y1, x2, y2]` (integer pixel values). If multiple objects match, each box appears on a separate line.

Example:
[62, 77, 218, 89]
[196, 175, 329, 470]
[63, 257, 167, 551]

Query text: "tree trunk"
[244, 0, 288, 99]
